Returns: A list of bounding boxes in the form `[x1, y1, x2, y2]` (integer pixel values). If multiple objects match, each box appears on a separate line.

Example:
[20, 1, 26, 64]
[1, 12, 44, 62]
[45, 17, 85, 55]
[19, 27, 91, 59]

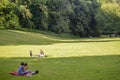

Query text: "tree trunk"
[109, 33, 112, 37]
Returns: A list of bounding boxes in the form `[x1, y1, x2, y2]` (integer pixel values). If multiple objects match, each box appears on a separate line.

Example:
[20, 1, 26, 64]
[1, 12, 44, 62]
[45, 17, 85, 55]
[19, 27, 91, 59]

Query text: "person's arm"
[23, 66, 29, 71]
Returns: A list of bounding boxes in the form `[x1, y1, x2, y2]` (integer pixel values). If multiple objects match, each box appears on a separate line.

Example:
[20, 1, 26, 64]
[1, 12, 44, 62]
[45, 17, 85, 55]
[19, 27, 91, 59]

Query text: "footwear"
[35, 70, 39, 74]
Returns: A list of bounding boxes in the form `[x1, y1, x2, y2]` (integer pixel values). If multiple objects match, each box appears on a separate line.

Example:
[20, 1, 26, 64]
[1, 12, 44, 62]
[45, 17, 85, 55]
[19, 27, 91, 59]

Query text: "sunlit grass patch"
[0, 39, 120, 58]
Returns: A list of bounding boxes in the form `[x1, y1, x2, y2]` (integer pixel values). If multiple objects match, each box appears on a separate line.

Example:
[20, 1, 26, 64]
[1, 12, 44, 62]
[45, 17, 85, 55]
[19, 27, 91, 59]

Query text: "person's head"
[24, 63, 28, 66]
[21, 62, 24, 65]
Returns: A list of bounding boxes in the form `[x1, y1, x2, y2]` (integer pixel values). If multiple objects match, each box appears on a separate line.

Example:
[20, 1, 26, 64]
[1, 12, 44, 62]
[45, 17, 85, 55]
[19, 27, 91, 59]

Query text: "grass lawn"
[0, 56, 120, 80]
[0, 30, 120, 80]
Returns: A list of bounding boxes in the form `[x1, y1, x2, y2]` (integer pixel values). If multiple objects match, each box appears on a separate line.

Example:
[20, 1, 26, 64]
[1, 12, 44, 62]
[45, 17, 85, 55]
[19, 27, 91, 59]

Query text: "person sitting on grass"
[17, 62, 38, 76]
[29, 50, 33, 57]
[34, 49, 47, 57]
[39, 49, 47, 57]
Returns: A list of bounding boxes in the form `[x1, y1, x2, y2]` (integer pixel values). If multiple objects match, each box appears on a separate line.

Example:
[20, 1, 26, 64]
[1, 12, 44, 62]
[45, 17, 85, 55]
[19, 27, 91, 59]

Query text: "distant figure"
[29, 50, 33, 57]
[34, 49, 47, 57]
[39, 49, 47, 57]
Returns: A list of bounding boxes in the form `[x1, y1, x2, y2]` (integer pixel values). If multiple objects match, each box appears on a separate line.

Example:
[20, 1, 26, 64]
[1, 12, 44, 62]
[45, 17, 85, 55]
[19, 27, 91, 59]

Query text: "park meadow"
[0, 0, 120, 80]
[0, 30, 120, 80]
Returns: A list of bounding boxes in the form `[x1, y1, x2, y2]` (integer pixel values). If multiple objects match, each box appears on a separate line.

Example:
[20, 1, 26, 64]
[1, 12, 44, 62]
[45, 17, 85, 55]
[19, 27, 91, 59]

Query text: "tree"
[18, 5, 34, 28]
[30, 3, 48, 30]
[0, 0, 20, 29]
[95, 2, 120, 37]
[46, 0, 70, 33]
[69, 0, 100, 37]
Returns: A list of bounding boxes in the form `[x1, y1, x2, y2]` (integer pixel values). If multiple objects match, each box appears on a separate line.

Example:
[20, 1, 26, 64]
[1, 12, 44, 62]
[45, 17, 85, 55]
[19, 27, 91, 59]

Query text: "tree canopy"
[0, 0, 120, 37]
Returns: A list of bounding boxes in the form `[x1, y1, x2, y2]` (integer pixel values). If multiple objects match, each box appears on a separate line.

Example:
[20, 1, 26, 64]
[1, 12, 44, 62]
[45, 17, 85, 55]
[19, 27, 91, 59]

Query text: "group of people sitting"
[30, 49, 47, 57]
[17, 62, 39, 77]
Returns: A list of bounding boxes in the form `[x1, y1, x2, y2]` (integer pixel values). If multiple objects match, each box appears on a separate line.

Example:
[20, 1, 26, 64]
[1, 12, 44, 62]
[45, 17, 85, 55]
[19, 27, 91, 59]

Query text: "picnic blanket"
[9, 72, 22, 76]
[9, 72, 32, 77]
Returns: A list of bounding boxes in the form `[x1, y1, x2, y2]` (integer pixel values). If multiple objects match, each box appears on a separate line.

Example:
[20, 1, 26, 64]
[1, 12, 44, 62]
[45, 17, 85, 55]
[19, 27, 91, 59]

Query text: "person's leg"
[20, 70, 39, 75]
[32, 70, 39, 75]
[24, 70, 32, 74]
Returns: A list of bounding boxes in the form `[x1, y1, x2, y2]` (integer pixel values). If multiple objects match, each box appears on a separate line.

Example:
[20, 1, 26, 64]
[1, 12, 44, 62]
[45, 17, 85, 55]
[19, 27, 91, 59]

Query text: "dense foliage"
[0, 0, 120, 37]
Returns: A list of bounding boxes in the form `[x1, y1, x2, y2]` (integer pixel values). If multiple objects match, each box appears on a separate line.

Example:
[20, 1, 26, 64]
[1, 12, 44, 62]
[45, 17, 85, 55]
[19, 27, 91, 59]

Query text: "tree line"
[0, 0, 120, 37]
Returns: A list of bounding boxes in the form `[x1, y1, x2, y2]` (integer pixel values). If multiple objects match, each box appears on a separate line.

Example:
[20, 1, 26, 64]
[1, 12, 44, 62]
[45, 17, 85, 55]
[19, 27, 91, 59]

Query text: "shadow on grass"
[0, 55, 120, 63]
[0, 39, 120, 46]
[0, 55, 120, 80]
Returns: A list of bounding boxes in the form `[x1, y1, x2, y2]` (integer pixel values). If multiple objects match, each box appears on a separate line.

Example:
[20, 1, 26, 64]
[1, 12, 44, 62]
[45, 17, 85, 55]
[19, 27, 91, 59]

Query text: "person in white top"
[39, 49, 47, 57]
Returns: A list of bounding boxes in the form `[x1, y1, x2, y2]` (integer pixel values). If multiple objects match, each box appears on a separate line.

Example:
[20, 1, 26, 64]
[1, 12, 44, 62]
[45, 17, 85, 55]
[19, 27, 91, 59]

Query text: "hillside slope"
[0, 30, 60, 45]
[0, 29, 120, 58]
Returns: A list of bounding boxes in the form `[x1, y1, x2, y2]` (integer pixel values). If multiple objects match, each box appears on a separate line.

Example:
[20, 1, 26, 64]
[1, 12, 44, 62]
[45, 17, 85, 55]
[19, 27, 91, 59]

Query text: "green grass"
[0, 29, 120, 80]
[0, 56, 120, 80]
